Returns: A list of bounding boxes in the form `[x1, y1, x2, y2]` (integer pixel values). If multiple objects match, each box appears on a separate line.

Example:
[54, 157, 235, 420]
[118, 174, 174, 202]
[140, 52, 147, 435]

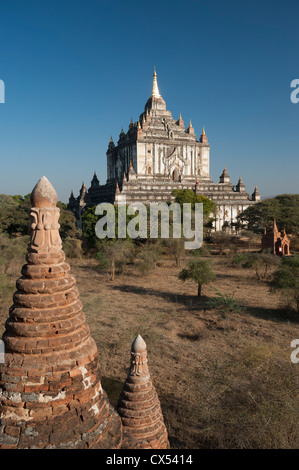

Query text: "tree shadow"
[112, 283, 299, 324]
[240, 304, 299, 324]
[111, 283, 209, 307]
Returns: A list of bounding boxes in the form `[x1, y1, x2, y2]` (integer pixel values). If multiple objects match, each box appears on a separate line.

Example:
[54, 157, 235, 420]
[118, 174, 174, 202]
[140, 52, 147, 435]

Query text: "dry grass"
[71, 256, 299, 449]
[0, 241, 298, 448]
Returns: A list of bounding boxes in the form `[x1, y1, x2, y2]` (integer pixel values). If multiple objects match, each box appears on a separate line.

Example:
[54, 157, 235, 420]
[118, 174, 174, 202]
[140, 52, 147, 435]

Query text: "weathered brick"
[0, 178, 169, 450]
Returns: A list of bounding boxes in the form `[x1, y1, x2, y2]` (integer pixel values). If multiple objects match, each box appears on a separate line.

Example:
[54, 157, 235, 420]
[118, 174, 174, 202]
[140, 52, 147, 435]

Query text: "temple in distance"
[68, 70, 261, 231]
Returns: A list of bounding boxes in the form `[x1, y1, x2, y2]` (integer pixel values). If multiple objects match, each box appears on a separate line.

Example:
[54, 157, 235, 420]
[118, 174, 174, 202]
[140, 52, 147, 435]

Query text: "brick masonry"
[0, 176, 169, 449]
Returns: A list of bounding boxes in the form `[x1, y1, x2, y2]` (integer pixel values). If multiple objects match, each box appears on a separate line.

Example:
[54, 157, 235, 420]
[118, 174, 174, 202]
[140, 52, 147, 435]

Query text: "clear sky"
[0, 0, 298, 203]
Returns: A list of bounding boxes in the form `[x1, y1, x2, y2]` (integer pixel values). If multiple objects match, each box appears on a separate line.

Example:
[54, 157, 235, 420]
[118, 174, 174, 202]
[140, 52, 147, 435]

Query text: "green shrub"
[205, 290, 246, 315]
[179, 258, 216, 296]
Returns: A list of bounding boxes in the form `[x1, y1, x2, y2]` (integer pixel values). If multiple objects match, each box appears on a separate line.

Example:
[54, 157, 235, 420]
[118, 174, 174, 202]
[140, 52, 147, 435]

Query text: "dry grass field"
[71, 255, 299, 449]
[0, 243, 298, 449]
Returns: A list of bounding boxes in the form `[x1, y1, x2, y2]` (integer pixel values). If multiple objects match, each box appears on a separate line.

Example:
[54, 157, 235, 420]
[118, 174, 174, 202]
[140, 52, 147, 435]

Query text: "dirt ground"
[69, 256, 299, 449]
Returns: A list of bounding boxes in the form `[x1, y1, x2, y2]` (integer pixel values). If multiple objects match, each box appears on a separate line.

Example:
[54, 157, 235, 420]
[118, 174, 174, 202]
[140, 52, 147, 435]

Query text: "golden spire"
[151, 67, 161, 98]
[202, 126, 205, 135]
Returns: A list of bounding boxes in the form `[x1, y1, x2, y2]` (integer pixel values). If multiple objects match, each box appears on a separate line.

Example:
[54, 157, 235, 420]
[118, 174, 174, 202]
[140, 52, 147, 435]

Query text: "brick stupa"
[0, 176, 123, 448]
[117, 335, 169, 449]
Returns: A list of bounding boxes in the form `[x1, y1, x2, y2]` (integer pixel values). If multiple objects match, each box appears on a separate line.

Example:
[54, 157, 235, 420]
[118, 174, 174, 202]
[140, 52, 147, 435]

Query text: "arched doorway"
[172, 168, 179, 182]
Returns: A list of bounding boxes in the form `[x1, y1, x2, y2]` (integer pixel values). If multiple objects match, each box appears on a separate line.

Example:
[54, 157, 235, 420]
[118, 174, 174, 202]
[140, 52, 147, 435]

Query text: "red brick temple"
[261, 220, 290, 256]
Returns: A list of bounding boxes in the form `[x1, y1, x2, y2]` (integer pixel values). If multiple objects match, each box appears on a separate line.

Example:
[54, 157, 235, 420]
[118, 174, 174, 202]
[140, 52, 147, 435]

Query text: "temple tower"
[117, 335, 169, 449]
[0, 177, 123, 449]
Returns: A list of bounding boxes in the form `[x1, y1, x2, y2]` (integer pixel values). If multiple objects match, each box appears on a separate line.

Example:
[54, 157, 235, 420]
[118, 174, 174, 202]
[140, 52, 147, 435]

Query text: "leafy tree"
[209, 231, 231, 254]
[238, 194, 299, 235]
[172, 189, 216, 219]
[232, 252, 280, 280]
[96, 239, 134, 280]
[136, 242, 162, 274]
[0, 194, 77, 239]
[163, 237, 185, 267]
[270, 255, 299, 314]
[0, 194, 31, 235]
[57, 202, 78, 239]
[179, 258, 216, 296]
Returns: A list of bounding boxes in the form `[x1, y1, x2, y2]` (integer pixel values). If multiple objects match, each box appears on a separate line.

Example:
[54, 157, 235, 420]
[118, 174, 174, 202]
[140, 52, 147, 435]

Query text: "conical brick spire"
[117, 335, 169, 449]
[0, 176, 122, 449]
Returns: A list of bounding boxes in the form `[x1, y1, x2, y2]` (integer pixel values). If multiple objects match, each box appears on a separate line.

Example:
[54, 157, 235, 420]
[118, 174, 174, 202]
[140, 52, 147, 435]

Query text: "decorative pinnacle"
[202, 126, 205, 135]
[151, 68, 161, 98]
[131, 334, 147, 353]
[31, 176, 58, 209]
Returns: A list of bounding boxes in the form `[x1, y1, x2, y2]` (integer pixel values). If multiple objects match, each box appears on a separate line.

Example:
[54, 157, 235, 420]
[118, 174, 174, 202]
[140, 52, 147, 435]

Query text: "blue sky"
[0, 0, 298, 202]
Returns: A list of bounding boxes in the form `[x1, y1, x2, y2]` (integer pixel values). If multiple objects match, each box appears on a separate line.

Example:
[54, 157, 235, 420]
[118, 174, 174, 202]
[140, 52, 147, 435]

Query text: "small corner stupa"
[0, 176, 123, 448]
[117, 335, 169, 449]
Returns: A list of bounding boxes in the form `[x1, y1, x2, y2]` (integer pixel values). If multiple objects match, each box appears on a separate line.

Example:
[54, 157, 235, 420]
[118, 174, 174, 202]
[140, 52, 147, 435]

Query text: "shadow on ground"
[111, 284, 299, 324]
[101, 377, 124, 408]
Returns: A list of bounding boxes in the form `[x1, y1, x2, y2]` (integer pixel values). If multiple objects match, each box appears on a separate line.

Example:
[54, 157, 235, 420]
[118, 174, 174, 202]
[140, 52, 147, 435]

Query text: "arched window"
[148, 166, 152, 175]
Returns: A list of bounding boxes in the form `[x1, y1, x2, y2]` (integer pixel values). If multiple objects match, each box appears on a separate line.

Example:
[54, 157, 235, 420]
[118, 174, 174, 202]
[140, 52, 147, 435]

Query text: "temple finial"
[131, 334, 147, 354]
[31, 176, 58, 208]
[151, 67, 161, 98]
